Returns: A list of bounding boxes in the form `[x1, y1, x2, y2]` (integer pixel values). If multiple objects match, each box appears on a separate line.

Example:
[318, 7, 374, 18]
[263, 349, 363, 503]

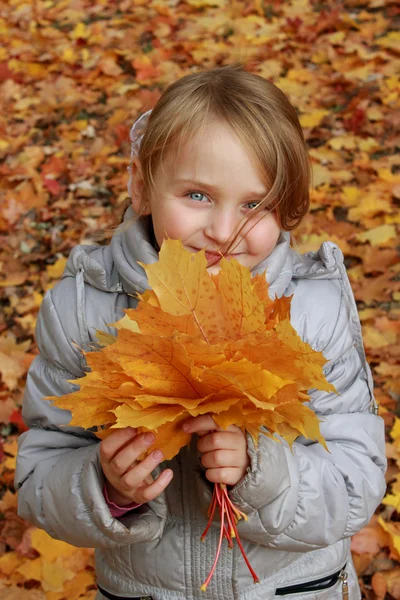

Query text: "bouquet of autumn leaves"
[49, 239, 335, 590]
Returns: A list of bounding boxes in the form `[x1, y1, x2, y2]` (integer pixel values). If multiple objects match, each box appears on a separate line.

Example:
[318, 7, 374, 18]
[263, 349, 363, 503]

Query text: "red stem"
[201, 490, 226, 591]
[228, 501, 259, 584]
[201, 486, 218, 541]
[200, 483, 259, 590]
[215, 481, 222, 503]
[221, 486, 247, 522]
[223, 496, 237, 539]
[223, 522, 234, 548]
[208, 486, 217, 516]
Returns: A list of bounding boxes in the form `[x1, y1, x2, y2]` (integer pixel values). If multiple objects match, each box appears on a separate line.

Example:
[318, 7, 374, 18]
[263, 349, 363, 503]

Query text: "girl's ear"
[129, 158, 151, 215]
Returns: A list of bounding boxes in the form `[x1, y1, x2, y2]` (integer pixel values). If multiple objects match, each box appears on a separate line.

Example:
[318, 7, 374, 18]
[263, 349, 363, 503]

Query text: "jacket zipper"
[339, 568, 349, 599]
[275, 565, 347, 596]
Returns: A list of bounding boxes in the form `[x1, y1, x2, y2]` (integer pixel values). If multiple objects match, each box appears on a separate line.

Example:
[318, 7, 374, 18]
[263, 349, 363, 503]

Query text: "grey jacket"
[15, 211, 386, 600]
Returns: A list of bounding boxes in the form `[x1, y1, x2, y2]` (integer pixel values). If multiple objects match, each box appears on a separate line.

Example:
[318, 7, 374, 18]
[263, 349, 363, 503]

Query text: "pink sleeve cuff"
[103, 484, 142, 518]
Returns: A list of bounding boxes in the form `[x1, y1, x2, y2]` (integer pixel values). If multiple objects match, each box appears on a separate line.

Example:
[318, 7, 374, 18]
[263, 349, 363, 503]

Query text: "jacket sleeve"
[228, 283, 387, 551]
[15, 284, 167, 548]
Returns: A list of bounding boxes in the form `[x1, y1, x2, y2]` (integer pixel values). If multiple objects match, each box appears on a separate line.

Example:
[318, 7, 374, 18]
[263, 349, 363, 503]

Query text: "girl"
[15, 65, 386, 600]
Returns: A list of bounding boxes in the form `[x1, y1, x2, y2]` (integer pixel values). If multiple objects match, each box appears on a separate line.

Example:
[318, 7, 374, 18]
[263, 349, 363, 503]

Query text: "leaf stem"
[201, 483, 259, 590]
[227, 500, 260, 584]
[201, 486, 218, 541]
[201, 490, 226, 591]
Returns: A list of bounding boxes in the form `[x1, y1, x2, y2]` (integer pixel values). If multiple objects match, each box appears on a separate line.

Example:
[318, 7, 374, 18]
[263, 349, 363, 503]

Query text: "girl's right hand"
[100, 427, 174, 506]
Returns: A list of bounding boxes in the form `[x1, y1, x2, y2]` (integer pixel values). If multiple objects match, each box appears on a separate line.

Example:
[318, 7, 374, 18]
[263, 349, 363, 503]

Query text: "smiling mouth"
[190, 247, 240, 259]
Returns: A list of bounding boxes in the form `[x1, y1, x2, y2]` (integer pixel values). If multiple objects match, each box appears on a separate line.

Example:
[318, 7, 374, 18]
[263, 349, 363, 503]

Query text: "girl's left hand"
[183, 415, 250, 486]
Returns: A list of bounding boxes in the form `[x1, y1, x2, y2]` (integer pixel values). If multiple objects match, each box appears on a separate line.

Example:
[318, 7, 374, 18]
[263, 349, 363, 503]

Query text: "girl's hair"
[115, 63, 310, 245]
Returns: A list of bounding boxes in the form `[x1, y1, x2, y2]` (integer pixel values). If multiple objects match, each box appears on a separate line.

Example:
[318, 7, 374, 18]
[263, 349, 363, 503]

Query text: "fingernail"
[144, 433, 155, 444]
[182, 423, 191, 432]
[163, 469, 173, 481]
[152, 449, 163, 461]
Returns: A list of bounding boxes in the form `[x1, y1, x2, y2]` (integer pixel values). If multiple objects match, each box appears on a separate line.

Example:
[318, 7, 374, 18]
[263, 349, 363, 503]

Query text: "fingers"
[111, 433, 156, 476]
[121, 449, 166, 492]
[100, 427, 138, 462]
[197, 431, 240, 453]
[101, 427, 175, 505]
[183, 415, 240, 436]
[205, 467, 243, 486]
[194, 425, 249, 487]
[183, 415, 217, 434]
[132, 469, 174, 504]
[200, 449, 239, 469]
[100, 429, 155, 475]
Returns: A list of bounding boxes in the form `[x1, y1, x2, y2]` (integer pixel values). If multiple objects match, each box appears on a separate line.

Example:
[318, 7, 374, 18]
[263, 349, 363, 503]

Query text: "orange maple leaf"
[48, 239, 334, 458]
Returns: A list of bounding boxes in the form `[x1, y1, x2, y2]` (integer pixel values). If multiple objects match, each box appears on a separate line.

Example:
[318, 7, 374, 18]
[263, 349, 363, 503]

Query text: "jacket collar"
[110, 209, 158, 295]
[110, 207, 294, 299]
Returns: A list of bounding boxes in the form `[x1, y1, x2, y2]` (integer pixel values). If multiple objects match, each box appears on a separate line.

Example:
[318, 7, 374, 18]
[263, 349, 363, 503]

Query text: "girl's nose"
[204, 208, 238, 247]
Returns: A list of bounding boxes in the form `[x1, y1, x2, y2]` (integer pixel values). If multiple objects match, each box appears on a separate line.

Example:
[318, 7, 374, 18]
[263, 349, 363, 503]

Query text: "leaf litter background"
[0, 0, 398, 598]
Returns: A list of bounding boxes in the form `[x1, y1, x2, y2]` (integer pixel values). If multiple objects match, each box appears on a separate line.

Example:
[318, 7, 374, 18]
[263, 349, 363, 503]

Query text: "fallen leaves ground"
[0, 0, 398, 598]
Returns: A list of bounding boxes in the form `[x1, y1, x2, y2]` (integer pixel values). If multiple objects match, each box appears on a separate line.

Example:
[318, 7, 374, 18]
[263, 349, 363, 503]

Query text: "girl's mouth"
[189, 247, 239, 264]
[205, 251, 223, 264]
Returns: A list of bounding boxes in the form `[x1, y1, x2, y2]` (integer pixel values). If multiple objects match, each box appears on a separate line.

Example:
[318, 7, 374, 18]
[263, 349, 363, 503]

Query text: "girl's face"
[131, 121, 281, 274]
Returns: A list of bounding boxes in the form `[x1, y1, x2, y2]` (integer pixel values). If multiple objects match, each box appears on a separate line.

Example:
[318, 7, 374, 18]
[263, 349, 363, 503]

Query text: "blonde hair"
[116, 63, 310, 244]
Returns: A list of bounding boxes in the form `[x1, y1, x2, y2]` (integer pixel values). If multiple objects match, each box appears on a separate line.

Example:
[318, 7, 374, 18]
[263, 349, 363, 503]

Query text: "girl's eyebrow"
[173, 178, 268, 199]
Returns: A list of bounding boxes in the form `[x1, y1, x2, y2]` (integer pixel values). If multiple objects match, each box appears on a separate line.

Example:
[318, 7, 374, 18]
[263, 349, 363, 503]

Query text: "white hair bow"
[127, 109, 152, 197]
[129, 109, 152, 159]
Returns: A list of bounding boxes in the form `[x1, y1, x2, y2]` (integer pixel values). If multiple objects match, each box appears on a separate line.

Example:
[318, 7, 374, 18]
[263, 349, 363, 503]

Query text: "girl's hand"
[100, 427, 173, 506]
[183, 415, 250, 487]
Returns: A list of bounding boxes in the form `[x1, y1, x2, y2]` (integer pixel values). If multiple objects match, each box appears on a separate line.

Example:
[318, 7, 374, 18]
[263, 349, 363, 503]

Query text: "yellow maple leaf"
[213, 257, 267, 338]
[55, 395, 119, 429]
[111, 404, 185, 431]
[0, 334, 32, 390]
[145, 415, 192, 461]
[30, 529, 76, 561]
[356, 224, 397, 246]
[41, 560, 75, 592]
[299, 109, 330, 128]
[121, 305, 188, 337]
[46, 258, 68, 280]
[140, 239, 217, 321]
[378, 518, 400, 561]
[104, 332, 198, 397]
[0, 551, 24, 576]
[16, 556, 42, 581]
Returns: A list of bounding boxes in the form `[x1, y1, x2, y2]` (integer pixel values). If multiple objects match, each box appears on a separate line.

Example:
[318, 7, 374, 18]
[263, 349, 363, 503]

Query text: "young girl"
[15, 65, 386, 600]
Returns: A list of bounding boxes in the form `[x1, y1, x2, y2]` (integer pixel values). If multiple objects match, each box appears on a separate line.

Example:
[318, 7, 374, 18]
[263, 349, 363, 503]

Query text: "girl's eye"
[246, 201, 261, 210]
[188, 191, 209, 202]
